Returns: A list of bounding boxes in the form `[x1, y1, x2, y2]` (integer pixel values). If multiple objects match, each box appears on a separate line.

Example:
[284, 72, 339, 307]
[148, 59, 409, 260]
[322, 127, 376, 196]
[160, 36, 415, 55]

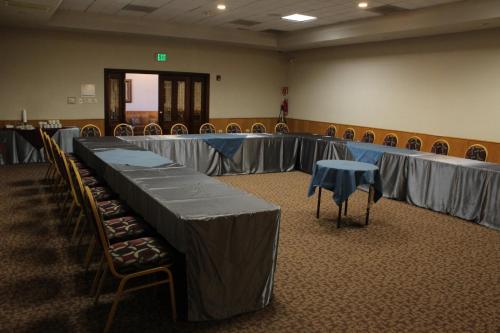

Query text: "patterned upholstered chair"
[325, 125, 337, 137]
[226, 122, 242, 133]
[274, 122, 289, 134]
[199, 123, 216, 134]
[343, 128, 356, 141]
[143, 123, 163, 135]
[431, 139, 450, 155]
[113, 123, 134, 136]
[406, 136, 423, 151]
[383, 133, 398, 147]
[361, 130, 375, 143]
[170, 123, 188, 135]
[84, 186, 177, 333]
[465, 144, 488, 161]
[251, 122, 266, 133]
[81, 124, 102, 137]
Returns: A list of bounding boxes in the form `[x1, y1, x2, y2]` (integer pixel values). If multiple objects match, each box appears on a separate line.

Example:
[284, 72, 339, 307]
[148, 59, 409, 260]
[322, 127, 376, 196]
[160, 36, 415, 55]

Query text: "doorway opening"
[125, 73, 159, 135]
[104, 69, 209, 136]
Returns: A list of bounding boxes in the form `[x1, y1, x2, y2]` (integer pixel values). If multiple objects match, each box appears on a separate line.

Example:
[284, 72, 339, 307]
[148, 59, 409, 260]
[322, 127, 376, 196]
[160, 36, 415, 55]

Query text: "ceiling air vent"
[229, 19, 261, 27]
[367, 5, 409, 15]
[121, 4, 159, 13]
[4, 0, 51, 11]
[261, 29, 286, 34]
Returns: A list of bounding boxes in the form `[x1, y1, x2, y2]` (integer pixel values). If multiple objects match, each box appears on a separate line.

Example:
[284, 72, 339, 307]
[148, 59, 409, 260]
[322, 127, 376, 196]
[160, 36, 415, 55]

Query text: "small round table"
[307, 160, 382, 228]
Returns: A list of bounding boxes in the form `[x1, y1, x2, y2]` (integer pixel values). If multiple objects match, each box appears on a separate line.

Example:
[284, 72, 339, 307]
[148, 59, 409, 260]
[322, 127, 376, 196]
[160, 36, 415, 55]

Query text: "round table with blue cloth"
[307, 159, 383, 227]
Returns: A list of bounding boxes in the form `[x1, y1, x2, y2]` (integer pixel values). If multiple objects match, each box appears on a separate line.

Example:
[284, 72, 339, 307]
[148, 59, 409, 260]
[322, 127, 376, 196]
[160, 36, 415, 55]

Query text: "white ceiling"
[2, 0, 500, 50]
[58, 0, 464, 32]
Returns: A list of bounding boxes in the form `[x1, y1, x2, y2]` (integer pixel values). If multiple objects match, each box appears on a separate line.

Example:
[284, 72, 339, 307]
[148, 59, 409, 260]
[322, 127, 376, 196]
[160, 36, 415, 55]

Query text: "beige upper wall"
[288, 28, 500, 142]
[0, 28, 287, 121]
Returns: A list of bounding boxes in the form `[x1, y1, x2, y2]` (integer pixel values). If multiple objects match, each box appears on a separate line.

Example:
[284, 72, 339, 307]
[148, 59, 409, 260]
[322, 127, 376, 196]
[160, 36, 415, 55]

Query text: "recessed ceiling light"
[358, 2, 368, 8]
[217, 4, 226, 10]
[282, 14, 317, 22]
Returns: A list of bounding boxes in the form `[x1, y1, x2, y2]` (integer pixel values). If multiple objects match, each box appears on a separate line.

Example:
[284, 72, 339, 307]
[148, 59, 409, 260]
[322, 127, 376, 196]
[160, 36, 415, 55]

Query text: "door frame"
[104, 68, 210, 136]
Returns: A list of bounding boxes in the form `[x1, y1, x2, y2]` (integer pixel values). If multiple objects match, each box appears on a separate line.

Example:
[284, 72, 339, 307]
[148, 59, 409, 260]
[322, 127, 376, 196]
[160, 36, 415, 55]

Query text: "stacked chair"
[40, 132, 176, 333]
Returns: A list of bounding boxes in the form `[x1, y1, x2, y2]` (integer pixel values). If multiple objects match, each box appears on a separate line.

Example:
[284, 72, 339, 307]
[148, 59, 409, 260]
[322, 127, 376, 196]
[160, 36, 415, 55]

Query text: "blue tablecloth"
[308, 159, 383, 205]
[200, 134, 248, 158]
[346, 141, 426, 164]
[95, 148, 174, 168]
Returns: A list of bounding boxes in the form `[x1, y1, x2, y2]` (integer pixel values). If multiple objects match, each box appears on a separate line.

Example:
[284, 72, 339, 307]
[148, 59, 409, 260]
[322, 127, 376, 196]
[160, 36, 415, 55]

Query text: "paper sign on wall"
[81, 84, 96, 97]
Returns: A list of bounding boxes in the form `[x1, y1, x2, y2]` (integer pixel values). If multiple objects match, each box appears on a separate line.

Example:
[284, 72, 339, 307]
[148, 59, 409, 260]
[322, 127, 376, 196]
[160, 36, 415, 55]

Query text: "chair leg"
[94, 266, 109, 305]
[71, 210, 84, 242]
[84, 235, 97, 271]
[90, 255, 105, 296]
[103, 278, 128, 333]
[167, 270, 177, 322]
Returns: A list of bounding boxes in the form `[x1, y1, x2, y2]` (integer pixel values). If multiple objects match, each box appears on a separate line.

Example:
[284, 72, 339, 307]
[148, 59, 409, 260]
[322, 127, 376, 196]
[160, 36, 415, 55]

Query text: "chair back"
[383, 133, 398, 147]
[81, 124, 102, 137]
[58, 149, 81, 207]
[225, 123, 242, 133]
[465, 144, 488, 161]
[431, 139, 450, 155]
[406, 136, 423, 151]
[170, 123, 188, 135]
[39, 128, 53, 164]
[251, 123, 266, 133]
[113, 123, 134, 136]
[144, 123, 163, 135]
[68, 159, 88, 208]
[343, 128, 356, 141]
[199, 123, 216, 134]
[274, 122, 289, 134]
[361, 130, 375, 143]
[326, 125, 337, 137]
[83, 186, 121, 277]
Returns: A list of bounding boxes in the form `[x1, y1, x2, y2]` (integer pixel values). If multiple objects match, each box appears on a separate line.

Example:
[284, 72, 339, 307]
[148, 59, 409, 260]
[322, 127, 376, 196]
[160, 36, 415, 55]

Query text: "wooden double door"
[105, 69, 209, 135]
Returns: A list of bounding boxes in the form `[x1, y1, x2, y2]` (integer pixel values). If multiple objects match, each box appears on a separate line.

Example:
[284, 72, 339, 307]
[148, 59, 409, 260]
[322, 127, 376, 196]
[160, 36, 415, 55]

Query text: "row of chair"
[40, 129, 177, 333]
[325, 125, 489, 161]
[81, 122, 290, 138]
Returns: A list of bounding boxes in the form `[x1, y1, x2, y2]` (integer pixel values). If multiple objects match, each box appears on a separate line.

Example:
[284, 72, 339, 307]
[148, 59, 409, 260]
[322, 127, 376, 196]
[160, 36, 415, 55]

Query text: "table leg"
[344, 198, 348, 216]
[316, 187, 322, 219]
[365, 185, 373, 225]
[337, 202, 342, 228]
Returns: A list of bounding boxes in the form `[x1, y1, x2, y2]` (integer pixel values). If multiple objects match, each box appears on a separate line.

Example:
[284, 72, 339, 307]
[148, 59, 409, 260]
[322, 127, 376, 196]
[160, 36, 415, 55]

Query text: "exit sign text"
[156, 53, 168, 62]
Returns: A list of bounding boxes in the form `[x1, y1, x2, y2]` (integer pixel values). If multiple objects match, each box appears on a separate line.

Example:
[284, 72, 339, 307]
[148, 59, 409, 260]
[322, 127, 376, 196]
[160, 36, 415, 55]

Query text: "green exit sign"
[156, 53, 168, 62]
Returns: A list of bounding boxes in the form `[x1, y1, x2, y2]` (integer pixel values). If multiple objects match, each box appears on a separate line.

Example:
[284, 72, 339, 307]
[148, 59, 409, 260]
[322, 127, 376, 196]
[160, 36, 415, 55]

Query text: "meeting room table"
[307, 159, 383, 227]
[0, 126, 80, 165]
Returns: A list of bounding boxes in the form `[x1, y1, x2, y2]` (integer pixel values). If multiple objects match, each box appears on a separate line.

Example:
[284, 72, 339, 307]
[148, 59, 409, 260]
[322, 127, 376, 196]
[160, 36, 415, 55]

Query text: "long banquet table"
[121, 133, 300, 176]
[73, 137, 281, 321]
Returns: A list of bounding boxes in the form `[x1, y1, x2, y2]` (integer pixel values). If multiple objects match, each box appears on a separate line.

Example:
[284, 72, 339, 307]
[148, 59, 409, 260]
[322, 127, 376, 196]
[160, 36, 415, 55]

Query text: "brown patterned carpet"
[1, 164, 499, 333]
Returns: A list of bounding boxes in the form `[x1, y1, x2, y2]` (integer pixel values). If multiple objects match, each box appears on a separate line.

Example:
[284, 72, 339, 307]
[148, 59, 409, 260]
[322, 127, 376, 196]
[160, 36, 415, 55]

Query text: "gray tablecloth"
[73, 137, 281, 321]
[0, 127, 80, 165]
[120, 133, 300, 176]
[407, 155, 500, 230]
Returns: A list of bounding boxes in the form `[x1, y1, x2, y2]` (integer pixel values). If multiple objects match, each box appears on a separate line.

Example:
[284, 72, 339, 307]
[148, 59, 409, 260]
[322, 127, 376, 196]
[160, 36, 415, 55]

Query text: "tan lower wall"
[287, 118, 500, 164]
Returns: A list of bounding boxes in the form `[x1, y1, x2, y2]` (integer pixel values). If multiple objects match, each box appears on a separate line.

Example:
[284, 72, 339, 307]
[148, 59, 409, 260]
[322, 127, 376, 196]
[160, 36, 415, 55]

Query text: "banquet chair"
[226, 122, 242, 133]
[251, 122, 266, 133]
[406, 136, 423, 151]
[84, 186, 176, 333]
[170, 123, 189, 135]
[199, 122, 216, 134]
[465, 144, 488, 161]
[361, 130, 375, 143]
[274, 122, 289, 134]
[69, 160, 152, 270]
[343, 128, 356, 141]
[144, 123, 163, 135]
[40, 129, 55, 181]
[81, 124, 102, 137]
[382, 133, 398, 147]
[431, 139, 450, 155]
[113, 123, 134, 136]
[325, 125, 337, 137]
